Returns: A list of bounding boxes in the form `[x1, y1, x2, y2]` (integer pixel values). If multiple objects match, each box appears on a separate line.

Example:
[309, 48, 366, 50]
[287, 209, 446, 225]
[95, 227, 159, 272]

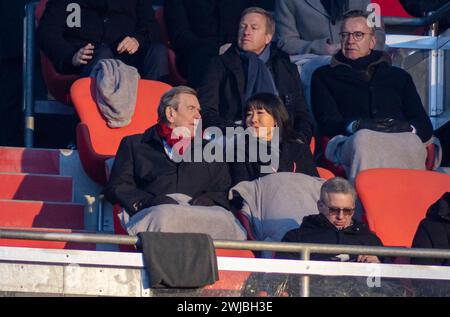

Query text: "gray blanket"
[229, 173, 324, 245]
[121, 194, 247, 241]
[90, 59, 140, 128]
[326, 130, 429, 182]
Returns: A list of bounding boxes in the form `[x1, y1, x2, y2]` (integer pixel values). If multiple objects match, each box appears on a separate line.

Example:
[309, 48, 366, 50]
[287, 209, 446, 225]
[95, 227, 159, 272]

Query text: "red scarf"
[156, 122, 193, 155]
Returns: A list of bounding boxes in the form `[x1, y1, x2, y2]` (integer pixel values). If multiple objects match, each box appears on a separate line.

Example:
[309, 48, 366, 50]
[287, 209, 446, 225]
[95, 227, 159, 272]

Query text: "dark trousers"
[0, 57, 23, 146]
[436, 121, 450, 166]
[80, 42, 169, 82]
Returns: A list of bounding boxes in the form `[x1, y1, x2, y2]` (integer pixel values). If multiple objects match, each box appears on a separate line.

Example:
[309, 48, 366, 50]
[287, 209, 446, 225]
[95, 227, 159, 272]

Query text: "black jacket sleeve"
[275, 229, 302, 260]
[292, 142, 319, 177]
[198, 57, 239, 130]
[36, 0, 79, 74]
[200, 161, 233, 210]
[229, 162, 252, 187]
[400, 73, 434, 142]
[164, 0, 208, 51]
[311, 69, 355, 137]
[411, 219, 449, 266]
[130, 0, 161, 47]
[104, 137, 156, 216]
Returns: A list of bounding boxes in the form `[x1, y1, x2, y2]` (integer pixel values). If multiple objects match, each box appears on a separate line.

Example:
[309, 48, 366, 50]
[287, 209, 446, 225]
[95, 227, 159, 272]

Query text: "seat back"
[355, 168, 450, 248]
[154, 7, 187, 86]
[72, 77, 171, 157]
[71, 78, 172, 183]
[155, 7, 171, 47]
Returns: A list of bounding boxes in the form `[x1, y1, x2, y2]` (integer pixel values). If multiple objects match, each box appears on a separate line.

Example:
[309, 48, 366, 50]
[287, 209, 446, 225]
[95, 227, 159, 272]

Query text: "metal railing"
[2, 229, 450, 297]
[382, 3, 450, 118]
[383, 2, 450, 27]
[3, 229, 450, 260]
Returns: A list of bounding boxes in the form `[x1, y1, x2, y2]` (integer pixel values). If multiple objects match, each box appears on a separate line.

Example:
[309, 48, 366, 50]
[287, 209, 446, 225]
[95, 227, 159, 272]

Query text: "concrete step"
[0, 147, 60, 175]
[0, 173, 72, 203]
[0, 200, 94, 250]
[0, 199, 84, 229]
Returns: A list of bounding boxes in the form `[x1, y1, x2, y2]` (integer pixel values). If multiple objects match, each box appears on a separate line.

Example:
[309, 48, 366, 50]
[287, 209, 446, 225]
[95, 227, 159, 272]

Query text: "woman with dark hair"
[229, 93, 318, 186]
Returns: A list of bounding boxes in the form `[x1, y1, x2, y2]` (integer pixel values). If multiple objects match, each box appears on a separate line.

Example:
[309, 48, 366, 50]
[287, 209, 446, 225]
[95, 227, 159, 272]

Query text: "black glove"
[354, 118, 413, 133]
[149, 195, 179, 207]
[384, 119, 414, 133]
[189, 194, 216, 207]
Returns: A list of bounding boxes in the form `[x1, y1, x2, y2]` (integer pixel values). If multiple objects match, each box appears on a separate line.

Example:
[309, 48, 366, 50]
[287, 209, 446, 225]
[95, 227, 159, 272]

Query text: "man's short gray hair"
[241, 7, 275, 36]
[320, 177, 357, 204]
[157, 86, 197, 123]
[342, 9, 375, 33]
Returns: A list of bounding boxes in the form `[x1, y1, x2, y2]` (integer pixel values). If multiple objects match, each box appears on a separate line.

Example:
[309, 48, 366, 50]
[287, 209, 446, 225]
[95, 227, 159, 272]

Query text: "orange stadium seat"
[355, 168, 450, 248]
[70, 77, 172, 184]
[35, 0, 78, 105]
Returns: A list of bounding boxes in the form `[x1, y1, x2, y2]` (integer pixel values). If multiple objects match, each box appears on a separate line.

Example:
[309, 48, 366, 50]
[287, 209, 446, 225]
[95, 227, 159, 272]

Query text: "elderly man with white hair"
[104, 86, 247, 240]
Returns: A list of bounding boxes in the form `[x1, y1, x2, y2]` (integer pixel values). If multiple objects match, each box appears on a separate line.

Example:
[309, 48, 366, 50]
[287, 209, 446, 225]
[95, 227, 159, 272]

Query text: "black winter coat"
[198, 45, 314, 143]
[229, 137, 319, 186]
[278, 214, 383, 261]
[37, 0, 161, 74]
[311, 51, 433, 142]
[104, 126, 232, 216]
[412, 192, 450, 266]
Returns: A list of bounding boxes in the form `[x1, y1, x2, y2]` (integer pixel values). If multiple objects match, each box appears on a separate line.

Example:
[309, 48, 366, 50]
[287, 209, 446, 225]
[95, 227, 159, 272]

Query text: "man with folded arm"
[311, 10, 434, 180]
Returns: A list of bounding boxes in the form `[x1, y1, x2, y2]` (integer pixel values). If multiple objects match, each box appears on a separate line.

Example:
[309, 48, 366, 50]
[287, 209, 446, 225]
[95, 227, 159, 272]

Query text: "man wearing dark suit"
[165, 0, 274, 88]
[197, 7, 314, 143]
[37, 0, 169, 81]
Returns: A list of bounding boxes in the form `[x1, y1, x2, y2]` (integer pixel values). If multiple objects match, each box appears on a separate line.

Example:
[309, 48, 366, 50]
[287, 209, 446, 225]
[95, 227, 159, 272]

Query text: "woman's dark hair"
[244, 93, 297, 141]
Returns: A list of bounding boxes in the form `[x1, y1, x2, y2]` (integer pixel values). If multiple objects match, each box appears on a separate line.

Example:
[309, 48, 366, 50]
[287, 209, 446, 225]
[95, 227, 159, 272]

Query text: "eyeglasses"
[339, 31, 372, 42]
[319, 200, 355, 216]
[327, 206, 355, 216]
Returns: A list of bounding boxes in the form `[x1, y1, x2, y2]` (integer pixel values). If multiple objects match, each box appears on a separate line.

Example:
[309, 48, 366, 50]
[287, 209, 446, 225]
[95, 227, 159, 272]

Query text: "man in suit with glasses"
[311, 10, 435, 181]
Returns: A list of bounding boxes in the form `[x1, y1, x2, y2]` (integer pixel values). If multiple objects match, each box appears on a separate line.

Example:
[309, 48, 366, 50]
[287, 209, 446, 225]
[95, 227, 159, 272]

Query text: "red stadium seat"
[355, 168, 450, 248]
[70, 77, 172, 185]
[35, 0, 78, 105]
[317, 167, 335, 180]
[371, 0, 412, 17]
